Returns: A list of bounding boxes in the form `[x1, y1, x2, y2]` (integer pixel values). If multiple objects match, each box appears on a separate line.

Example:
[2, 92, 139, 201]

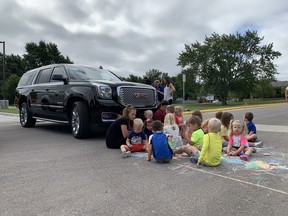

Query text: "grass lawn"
[0, 99, 286, 115]
[0, 106, 18, 114]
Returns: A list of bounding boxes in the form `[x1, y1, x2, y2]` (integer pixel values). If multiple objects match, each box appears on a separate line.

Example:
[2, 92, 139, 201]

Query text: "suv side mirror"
[52, 74, 68, 84]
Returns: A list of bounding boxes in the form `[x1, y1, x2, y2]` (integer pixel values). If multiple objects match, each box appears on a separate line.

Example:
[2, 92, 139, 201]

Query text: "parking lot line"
[174, 162, 288, 196]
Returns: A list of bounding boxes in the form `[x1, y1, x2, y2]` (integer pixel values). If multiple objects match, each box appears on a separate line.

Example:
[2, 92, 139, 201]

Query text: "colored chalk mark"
[221, 156, 245, 165]
[245, 160, 275, 170]
[131, 152, 146, 158]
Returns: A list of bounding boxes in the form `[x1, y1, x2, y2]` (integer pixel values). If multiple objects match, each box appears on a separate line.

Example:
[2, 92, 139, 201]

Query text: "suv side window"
[18, 70, 37, 87]
[50, 66, 67, 82]
[36, 68, 52, 84]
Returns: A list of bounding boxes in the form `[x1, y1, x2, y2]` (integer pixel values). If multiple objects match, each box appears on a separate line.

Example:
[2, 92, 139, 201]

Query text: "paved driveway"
[0, 104, 288, 216]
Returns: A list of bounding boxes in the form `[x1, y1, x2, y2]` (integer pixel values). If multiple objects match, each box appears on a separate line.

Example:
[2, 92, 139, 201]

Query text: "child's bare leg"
[120, 145, 129, 153]
[174, 145, 192, 155]
[146, 144, 152, 161]
[247, 134, 257, 142]
[173, 147, 184, 154]
[244, 147, 253, 157]
[223, 147, 229, 153]
[190, 146, 199, 155]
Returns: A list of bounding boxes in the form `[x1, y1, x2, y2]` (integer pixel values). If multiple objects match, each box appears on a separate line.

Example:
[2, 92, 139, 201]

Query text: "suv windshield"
[67, 65, 122, 81]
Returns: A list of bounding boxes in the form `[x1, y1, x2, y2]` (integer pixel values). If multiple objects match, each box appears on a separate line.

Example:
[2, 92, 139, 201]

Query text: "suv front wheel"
[20, 102, 36, 127]
[70, 101, 90, 139]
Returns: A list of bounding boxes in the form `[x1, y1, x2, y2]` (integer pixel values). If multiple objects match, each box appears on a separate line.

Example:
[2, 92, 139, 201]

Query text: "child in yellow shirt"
[196, 118, 222, 167]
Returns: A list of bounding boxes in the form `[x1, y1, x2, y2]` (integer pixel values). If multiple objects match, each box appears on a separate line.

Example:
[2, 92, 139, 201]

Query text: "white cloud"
[1, 0, 288, 80]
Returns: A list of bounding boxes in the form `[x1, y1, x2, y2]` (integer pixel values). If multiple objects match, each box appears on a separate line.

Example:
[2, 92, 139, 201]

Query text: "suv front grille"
[118, 86, 156, 108]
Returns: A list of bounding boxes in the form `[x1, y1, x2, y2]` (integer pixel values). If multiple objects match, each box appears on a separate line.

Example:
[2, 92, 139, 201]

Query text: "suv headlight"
[99, 85, 112, 99]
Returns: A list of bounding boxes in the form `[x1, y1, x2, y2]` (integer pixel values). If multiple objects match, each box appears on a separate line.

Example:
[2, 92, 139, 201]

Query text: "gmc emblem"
[134, 93, 148, 99]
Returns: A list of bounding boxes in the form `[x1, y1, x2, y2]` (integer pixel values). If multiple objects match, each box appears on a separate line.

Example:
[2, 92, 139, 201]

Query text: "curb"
[182, 102, 287, 115]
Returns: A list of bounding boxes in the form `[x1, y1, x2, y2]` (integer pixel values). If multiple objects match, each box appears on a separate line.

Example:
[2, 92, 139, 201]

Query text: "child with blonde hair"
[174, 105, 184, 125]
[120, 118, 147, 158]
[163, 113, 183, 149]
[223, 120, 253, 161]
[201, 118, 211, 134]
[144, 110, 153, 121]
[196, 118, 222, 167]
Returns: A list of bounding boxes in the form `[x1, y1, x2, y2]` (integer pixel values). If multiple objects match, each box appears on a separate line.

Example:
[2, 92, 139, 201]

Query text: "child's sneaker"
[254, 141, 263, 148]
[122, 151, 130, 158]
[240, 154, 248, 161]
[189, 155, 197, 163]
[126, 151, 131, 157]
[189, 151, 200, 163]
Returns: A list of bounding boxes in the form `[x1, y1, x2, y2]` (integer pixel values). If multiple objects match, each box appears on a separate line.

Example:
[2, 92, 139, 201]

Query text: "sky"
[1, 0, 288, 80]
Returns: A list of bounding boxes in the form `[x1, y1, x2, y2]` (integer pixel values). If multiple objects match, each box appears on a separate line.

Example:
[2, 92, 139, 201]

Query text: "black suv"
[15, 64, 157, 138]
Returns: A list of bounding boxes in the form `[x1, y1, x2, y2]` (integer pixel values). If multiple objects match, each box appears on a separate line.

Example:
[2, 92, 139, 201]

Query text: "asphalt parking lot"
[0, 104, 288, 216]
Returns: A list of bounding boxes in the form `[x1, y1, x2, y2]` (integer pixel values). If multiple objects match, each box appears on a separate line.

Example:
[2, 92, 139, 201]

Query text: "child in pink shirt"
[223, 120, 253, 161]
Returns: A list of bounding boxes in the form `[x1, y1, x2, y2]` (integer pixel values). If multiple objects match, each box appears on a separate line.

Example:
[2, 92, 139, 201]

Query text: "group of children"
[119, 102, 263, 167]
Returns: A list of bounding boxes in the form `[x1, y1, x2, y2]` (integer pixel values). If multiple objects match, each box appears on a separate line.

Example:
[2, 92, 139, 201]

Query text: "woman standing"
[163, 76, 175, 105]
[105, 105, 136, 149]
[153, 80, 164, 102]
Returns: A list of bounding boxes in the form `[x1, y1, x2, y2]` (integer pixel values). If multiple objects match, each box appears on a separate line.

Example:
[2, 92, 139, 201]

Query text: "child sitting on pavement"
[120, 118, 147, 158]
[174, 115, 204, 156]
[146, 120, 173, 163]
[243, 112, 263, 148]
[166, 104, 175, 114]
[220, 112, 234, 148]
[163, 113, 183, 150]
[193, 118, 223, 167]
[143, 110, 154, 139]
[223, 120, 253, 161]
[183, 110, 203, 144]
[174, 105, 184, 125]
[215, 111, 223, 120]
[143, 118, 153, 140]
[201, 118, 211, 134]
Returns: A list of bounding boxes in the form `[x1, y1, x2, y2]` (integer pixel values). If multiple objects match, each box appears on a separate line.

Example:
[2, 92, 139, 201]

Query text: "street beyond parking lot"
[0, 104, 288, 216]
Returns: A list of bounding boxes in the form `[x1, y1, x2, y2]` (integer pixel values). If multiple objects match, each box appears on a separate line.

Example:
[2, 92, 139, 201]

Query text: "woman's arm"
[169, 83, 175, 96]
[121, 124, 129, 138]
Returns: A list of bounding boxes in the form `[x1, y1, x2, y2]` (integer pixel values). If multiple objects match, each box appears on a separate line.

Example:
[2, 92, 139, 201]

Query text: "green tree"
[4, 74, 20, 104]
[6, 54, 25, 77]
[143, 69, 164, 85]
[252, 79, 275, 99]
[177, 30, 281, 105]
[23, 40, 73, 71]
[122, 74, 144, 83]
[178, 68, 201, 100]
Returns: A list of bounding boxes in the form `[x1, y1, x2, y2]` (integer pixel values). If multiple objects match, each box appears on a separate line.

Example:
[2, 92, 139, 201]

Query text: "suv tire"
[20, 102, 36, 127]
[70, 101, 90, 139]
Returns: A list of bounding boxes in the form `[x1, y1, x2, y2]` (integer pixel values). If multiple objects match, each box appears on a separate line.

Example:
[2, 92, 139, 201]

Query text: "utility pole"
[182, 74, 186, 108]
[0, 41, 8, 109]
[0, 41, 5, 99]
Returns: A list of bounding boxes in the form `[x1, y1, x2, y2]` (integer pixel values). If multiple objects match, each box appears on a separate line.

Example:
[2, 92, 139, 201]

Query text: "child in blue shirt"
[146, 120, 173, 163]
[120, 118, 147, 158]
[244, 112, 263, 148]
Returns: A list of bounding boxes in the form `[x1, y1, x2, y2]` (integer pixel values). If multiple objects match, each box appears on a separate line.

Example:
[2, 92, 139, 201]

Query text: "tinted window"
[67, 65, 121, 81]
[18, 70, 37, 87]
[50, 66, 67, 82]
[36, 68, 52, 84]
